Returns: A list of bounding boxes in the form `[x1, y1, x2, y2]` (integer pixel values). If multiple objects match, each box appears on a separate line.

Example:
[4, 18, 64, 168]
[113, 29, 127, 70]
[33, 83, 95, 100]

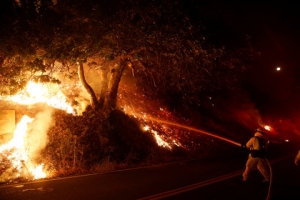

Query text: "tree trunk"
[77, 62, 99, 109]
[98, 67, 109, 108]
[103, 60, 127, 111]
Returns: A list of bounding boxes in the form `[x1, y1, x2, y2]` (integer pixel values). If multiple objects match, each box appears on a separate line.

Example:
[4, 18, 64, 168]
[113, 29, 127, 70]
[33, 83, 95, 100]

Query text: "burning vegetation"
[0, 72, 287, 184]
[0, 80, 224, 184]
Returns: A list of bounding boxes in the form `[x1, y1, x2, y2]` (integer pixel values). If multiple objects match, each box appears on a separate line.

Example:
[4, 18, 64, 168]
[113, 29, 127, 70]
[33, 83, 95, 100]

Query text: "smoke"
[74, 90, 90, 115]
[0, 109, 54, 182]
[27, 108, 54, 160]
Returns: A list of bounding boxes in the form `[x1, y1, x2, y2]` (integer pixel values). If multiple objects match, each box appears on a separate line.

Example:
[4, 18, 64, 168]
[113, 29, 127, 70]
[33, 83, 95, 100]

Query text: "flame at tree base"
[30, 164, 46, 179]
[0, 80, 75, 183]
[0, 115, 48, 182]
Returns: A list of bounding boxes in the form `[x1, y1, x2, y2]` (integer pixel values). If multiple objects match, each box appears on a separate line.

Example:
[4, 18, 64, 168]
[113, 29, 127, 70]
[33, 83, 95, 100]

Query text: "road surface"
[0, 143, 299, 200]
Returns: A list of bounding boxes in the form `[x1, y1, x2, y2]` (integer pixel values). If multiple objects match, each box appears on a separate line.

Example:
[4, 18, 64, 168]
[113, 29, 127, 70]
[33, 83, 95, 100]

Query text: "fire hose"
[138, 115, 273, 199]
[265, 159, 273, 200]
[240, 143, 273, 200]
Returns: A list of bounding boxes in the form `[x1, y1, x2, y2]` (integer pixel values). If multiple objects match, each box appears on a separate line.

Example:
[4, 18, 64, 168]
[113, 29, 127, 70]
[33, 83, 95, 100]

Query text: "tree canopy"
[0, 0, 255, 113]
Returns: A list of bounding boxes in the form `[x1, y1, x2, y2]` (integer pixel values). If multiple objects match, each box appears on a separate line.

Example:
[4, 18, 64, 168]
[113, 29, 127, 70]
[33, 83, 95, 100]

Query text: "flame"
[3, 81, 74, 114]
[30, 164, 46, 179]
[152, 130, 172, 149]
[124, 103, 183, 150]
[0, 80, 71, 182]
[0, 115, 47, 182]
[142, 125, 172, 149]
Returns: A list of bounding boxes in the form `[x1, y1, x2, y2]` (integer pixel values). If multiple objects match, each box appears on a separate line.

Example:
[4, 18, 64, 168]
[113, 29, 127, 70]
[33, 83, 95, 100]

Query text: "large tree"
[0, 0, 254, 113]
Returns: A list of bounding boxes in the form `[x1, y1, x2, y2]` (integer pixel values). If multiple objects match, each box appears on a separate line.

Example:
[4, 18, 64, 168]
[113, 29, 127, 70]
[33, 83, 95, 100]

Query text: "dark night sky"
[195, 1, 300, 138]
[229, 2, 300, 94]
[208, 2, 300, 108]
[192, 1, 300, 102]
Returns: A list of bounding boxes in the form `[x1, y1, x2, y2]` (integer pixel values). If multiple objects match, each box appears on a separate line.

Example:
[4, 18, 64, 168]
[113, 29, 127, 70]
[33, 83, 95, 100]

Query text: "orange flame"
[123, 105, 183, 150]
[4, 81, 74, 114]
[0, 80, 74, 182]
[0, 115, 47, 182]
[125, 104, 240, 148]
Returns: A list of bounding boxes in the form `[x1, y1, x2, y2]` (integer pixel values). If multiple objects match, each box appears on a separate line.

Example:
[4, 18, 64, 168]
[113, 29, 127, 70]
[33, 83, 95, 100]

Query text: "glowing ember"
[125, 102, 239, 148]
[152, 130, 172, 149]
[118, 82, 242, 150]
[119, 84, 240, 150]
[141, 125, 172, 149]
[0, 115, 48, 182]
[128, 103, 183, 150]
[2, 81, 74, 114]
[142, 125, 150, 131]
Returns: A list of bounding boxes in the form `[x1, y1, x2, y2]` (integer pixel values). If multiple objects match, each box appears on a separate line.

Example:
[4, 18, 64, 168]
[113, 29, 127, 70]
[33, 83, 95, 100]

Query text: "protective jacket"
[246, 133, 267, 158]
[242, 131, 270, 182]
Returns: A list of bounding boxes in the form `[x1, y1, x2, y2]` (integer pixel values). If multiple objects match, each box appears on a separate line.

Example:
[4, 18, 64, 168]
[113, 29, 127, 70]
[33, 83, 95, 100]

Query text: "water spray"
[135, 112, 273, 199]
[139, 114, 241, 146]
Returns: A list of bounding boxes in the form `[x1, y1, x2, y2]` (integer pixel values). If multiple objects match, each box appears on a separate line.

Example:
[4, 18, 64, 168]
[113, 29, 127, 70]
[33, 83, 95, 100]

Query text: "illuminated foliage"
[0, 0, 254, 111]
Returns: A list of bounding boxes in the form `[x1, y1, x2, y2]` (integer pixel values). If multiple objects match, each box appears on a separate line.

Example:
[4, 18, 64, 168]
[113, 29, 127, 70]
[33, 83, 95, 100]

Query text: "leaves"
[0, 0, 255, 109]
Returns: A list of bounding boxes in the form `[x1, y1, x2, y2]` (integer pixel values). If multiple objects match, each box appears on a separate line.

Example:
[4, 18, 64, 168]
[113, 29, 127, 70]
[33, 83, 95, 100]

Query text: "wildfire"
[30, 164, 46, 179]
[3, 81, 74, 114]
[123, 104, 183, 150]
[118, 83, 210, 150]
[0, 81, 73, 182]
[0, 115, 47, 182]
[0, 76, 227, 184]
[142, 125, 172, 149]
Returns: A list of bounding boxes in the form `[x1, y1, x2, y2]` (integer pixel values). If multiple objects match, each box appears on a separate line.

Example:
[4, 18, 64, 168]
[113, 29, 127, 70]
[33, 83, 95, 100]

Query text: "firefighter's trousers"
[242, 155, 270, 181]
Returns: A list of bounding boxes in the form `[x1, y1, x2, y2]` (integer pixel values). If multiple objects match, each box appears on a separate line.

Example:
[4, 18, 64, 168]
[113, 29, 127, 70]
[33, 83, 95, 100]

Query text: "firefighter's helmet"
[256, 128, 265, 134]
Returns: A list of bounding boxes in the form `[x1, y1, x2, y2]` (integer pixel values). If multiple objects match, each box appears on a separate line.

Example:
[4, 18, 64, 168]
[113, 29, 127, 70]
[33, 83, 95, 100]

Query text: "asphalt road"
[0, 143, 299, 200]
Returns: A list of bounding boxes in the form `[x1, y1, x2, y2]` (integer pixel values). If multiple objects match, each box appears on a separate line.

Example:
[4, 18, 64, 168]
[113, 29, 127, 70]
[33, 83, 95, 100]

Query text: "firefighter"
[295, 150, 300, 166]
[241, 128, 270, 183]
